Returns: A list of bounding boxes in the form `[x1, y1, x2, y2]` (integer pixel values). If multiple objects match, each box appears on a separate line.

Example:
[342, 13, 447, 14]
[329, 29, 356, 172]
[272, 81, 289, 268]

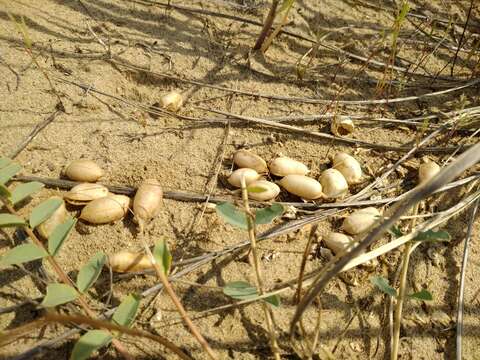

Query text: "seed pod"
[418, 161, 440, 184]
[333, 152, 362, 184]
[133, 179, 163, 232]
[342, 207, 381, 235]
[268, 156, 309, 177]
[247, 180, 280, 201]
[37, 197, 68, 239]
[64, 183, 109, 205]
[160, 91, 183, 112]
[108, 250, 153, 273]
[323, 232, 355, 255]
[80, 194, 131, 224]
[320, 169, 348, 198]
[228, 168, 261, 188]
[278, 175, 322, 200]
[331, 116, 354, 137]
[64, 160, 104, 182]
[233, 150, 268, 173]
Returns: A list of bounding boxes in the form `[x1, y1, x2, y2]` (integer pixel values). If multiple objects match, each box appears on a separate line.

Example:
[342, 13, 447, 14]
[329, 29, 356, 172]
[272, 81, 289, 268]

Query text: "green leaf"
[223, 281, 258, 300]
[370, 276, 397, 297]
[265, 294, 281, 307]
[0, 163, 21, 185]
[112, 294, 140, 327]
[255, 204, 284, 225]
[0, 213, 25, 228]
[10, 182, 44, 205]
[246, 186, 267, 193]
[41, 283, 78, 307]
[29, 197, 63, 228]
[408, 289, 433, 301]
[0, 244, 48, 267]
[216, 202, 248, 230]
[413, 229, 451, 242]
[153, 239, 172, 275]
[389, 226, 404, 238]
[0, 183, 11, 199]
[70, 330, 112, 360]
[0, 157, 12, 170]
[77, 252, 106, 293]
[48, 217, 76, 256]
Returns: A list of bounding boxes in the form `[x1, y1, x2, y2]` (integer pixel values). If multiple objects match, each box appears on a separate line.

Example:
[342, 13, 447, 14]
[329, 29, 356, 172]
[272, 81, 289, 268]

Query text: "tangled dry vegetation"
[0, 0, 479, 359]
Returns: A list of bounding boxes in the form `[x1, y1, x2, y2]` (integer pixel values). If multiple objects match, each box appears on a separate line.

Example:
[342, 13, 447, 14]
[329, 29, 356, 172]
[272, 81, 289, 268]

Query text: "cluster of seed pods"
[227, 150, 364, 202]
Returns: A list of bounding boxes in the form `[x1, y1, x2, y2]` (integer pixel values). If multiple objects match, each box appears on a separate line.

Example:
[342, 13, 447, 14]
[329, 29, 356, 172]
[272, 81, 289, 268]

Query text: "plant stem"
[240, 177, 281, 360]
[142, 240, 218, 360]
[253, 0, 279, 51]
[1, 201, 133, 360]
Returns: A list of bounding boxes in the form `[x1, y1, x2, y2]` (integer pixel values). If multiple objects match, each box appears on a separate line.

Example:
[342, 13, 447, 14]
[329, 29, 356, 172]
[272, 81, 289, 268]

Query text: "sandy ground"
[0, 0, 479, 359]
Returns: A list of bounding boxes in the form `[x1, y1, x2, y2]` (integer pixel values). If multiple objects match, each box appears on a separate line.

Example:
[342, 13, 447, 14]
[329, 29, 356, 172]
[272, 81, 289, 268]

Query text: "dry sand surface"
[0, 0, 479, 359]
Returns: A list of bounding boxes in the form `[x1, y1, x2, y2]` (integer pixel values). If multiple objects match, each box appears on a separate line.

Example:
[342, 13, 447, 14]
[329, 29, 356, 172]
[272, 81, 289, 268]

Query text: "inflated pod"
[331, 116, 354, 137]
[320, 169, 348, 198]
[64, 183, 109, 205]
[80, 194, 131, 224]
[160, 91, 183, 112]
[268, 156, 309, 176]
[37, 197, 69, 239]
[342, 207, 381, 235]
[233, 150, 268, 173]
[323, 232, 355, 255]
[228, 168, 261, 188]
[333, 152, 362, 184]
[278, 175, 322, 200]
[108, 250, 153, 273]
[133, 179, 163, 232]
[64, 160, 103, 182]
[418, 161, 440, 184]
[247, 180, 280, 201]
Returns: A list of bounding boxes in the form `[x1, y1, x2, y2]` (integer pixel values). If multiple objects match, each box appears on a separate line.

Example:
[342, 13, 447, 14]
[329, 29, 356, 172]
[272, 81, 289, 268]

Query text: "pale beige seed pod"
[37, 197, 68, 239]
[320, 169, 348, 198]
[247, 180, 280, 201]
[64, 160, 104, 182]
[268, 156, 309, 177]
[228, 168, 261, 188]
[133, 179, 163, 232]
[64, 183, 109, 205]
[278, 175, 322, 200]
[342, 207, 381, 235]
[233, 150, 268, 173]
[331, 116, 354, 136]
[333, 152, 362, 184]
[80, 194, 131, 224]
[108, 250, 153, 273]
[160, 91, 183, 112]
[323, 232, 355, 255]
[418, 161, 441, 184]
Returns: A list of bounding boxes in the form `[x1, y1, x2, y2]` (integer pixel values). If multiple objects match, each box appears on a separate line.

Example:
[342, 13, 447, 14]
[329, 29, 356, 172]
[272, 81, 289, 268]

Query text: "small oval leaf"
[10, 181, 44, 205]
[265, 294, 281, 307]
[0, 243, 48, 267]
[41, 283, 78, 307]
[77, 252, 106, 293]
[153, 239, 172, 275]
[0, 183, 11, 199]
[370, 276, 397, 297]
[70, 330, 112, 360]
[216, 202, 248, 230]
[255, 204, 284, 225]
[29, 197, 63, 228]
[408, 289, 433, 301]
[112, 294, 140, 327]
[0, 213, 25, 228]
[48, 217, 76, 256]
[0, 163, 22, 185]
[414, 229, 451, 242]
[223, 281, 258, 300]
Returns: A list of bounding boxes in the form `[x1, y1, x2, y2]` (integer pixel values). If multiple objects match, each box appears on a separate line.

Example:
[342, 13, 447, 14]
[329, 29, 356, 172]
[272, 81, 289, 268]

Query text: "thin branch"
[451, 0, 474, 76]
[253, 0, 279, 50]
